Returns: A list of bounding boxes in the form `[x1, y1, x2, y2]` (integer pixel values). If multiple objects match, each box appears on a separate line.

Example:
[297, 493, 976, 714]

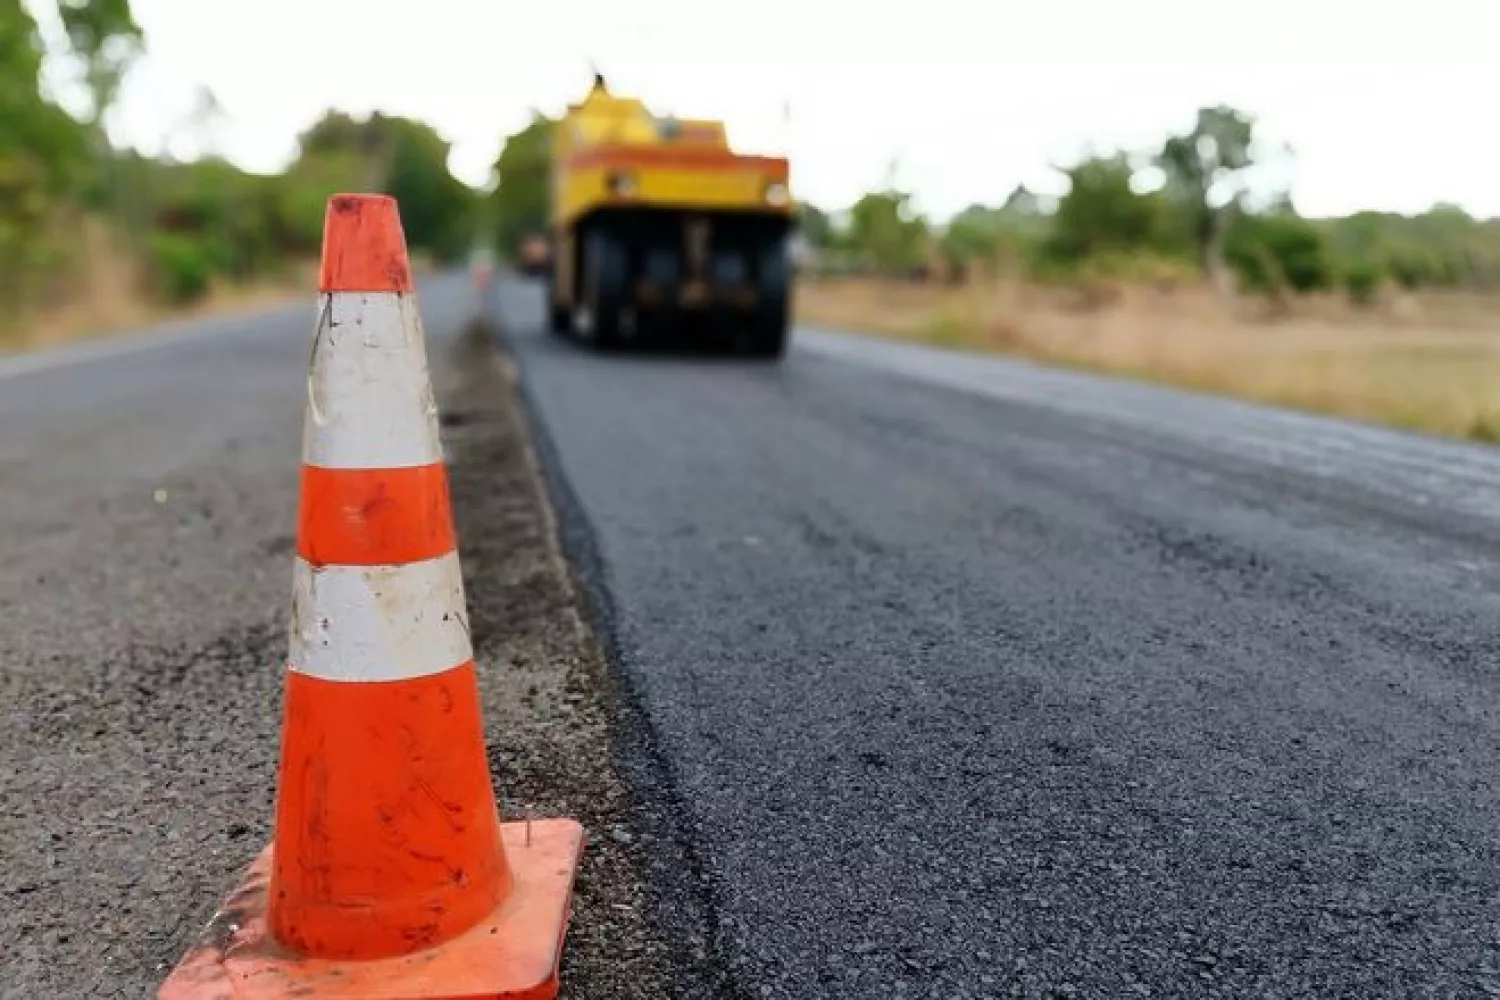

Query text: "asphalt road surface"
[0, 275, 666, 998]
[498, 276, 1500, 1000]
[6, 271, 1500, 999]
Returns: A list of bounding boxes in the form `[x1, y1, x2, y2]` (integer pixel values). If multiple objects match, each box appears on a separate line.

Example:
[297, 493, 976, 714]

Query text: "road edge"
[493, 319, 756, 1000]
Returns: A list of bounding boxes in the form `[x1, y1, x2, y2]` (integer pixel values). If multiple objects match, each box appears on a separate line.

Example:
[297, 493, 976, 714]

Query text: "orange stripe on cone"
[159, 194, 584, 1000]
[297, 463, 456, 566]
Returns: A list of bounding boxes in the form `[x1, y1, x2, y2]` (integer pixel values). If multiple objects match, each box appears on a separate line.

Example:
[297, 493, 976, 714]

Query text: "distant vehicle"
[518, 234, 551, 277]
[545, 73, 795, 357]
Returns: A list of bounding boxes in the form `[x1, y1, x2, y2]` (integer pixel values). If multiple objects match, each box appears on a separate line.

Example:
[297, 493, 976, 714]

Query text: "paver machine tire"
[578, 227, 628, 350]
[747, 237, 791, 359]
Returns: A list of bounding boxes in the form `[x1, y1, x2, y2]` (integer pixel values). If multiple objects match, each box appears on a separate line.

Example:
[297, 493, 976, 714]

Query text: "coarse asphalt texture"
[0, 274, 668, 999]
[6, 269, 1500, 999]
[496, 275, 1500, 1000]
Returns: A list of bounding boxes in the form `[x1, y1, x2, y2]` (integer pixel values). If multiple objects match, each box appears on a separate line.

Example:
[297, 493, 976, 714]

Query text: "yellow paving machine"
[546, 74, 795, 356]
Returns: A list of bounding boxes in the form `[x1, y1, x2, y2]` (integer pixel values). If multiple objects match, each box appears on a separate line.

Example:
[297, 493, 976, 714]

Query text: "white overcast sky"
[27, 0, 1500, 222]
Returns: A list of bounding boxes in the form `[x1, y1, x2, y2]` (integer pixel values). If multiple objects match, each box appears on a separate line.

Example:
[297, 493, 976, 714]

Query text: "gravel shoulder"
[441, 318, 671, 998]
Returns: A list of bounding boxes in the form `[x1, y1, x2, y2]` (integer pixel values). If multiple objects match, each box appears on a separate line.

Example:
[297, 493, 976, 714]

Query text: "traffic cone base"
[158, 819, 585, 1000]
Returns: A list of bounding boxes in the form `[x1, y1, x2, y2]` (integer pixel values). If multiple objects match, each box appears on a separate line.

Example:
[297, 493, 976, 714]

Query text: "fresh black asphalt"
[498, 276, 1500, 1000]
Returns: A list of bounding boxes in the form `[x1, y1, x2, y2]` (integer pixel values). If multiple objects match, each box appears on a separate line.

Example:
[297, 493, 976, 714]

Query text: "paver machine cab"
[546, 73, 795, 357]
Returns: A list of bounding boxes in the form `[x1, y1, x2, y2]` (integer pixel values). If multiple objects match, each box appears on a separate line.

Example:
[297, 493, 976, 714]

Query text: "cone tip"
[319, 193, 414, 294]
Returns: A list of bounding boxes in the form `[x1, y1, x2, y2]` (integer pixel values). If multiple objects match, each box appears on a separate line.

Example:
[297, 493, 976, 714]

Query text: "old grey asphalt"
[0, 275, 678, 1000]
[0, 277, 487, 995]
[498, 276, 1500, 1000]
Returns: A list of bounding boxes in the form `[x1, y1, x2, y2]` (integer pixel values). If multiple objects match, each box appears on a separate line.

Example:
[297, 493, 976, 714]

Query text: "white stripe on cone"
[302, 292, 443, 471]
[289, 551, 473, 683]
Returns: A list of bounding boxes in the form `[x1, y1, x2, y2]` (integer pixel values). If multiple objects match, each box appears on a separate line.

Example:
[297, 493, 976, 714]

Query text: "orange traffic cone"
[159, 194, 585, 999]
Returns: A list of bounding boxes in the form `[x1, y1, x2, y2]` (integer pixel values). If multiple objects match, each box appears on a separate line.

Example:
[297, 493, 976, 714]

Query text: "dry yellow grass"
[795, 275, 1500, 443]
[10, 270, 316, 356]
[1, 220, 317, 358]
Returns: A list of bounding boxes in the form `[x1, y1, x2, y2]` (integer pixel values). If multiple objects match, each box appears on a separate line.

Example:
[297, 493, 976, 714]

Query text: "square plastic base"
[158, 818, 585, 1000]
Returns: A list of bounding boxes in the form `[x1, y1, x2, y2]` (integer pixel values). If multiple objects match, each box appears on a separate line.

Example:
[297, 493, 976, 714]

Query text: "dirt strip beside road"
[436, 319, 672, 998]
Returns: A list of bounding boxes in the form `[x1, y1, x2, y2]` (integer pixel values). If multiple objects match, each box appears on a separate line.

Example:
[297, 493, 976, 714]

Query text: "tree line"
[791, 107, 1500, 304]
[7, 0, 1499, 338]
[2, 0, 482, 330]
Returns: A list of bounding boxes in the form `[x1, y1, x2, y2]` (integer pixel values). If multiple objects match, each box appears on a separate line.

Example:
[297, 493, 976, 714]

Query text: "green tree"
[488, 110, 554, 260]
[0, 1, 87, 181]
[273, 147, 368, 253]
[844, 188, 928, 273]
[55, 0, 144, 234]
[939, 203, 1005, 270]
[0, 0, 90, 318]
[290, 110, 479, 264]
[56, 0, 142, 128]
[1043, 153, 1176, 265]
[936, 188, 1052, 275]
[382, 120, 477, 264]
[1157, 106, 1258, 294]
[996, 184, 1052, 237]
[296, 110, 390, 189]
[795, 201, 832, 249]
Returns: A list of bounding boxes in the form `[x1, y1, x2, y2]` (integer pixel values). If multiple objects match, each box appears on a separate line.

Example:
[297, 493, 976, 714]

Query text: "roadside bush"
[1342, 259, 1384, 306]
[148, 232, 214, 305]
[1226, 213, 1334, 294]
[1385, 249, 1443, 290]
